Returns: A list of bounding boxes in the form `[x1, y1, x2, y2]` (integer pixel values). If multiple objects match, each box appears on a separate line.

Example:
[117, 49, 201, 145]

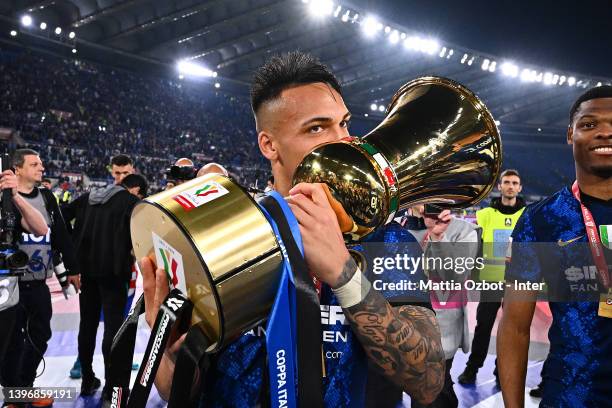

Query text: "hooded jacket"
[68, 185, 139, 281]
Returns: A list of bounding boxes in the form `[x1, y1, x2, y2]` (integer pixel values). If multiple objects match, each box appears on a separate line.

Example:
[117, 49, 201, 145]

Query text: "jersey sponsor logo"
[172, 181, 229, 211]
[564, 265, 609, 292]
[20, 229, 51, 244]
[557, 235, 583, 247]
[152, 232, 187, 294]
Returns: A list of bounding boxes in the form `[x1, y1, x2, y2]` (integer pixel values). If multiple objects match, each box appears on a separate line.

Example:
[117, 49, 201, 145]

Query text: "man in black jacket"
[69, 173, 147, 396]
[0, 149, 80, 407]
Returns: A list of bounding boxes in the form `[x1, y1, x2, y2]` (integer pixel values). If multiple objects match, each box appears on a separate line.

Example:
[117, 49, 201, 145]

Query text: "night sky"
[352, 0, 612, 79]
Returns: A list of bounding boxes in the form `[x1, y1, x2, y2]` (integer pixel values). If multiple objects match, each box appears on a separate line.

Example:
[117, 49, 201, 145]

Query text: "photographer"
[0, 149, 63, 406]
[164, 158, 198, 190]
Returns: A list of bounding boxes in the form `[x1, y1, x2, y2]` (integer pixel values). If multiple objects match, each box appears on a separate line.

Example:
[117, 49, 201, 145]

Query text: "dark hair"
[268, 175, 274, 184]
[499, 169, 521, 183]
[11, 148, 39, 168]
[250, 51, 342, 115]
[42, 178, 51, 183]
[111, 154, 133, 167]
[121, 174, 148, 197]
[569, 85, 612, 124]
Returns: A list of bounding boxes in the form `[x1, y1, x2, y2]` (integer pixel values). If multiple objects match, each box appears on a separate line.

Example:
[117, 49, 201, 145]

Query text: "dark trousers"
[78, 275, 127, 383]
[1, 280, 52, 387]
[0, 306, 17, 385]
[466, 290, 503, 371]
[412, 358, 457, 408]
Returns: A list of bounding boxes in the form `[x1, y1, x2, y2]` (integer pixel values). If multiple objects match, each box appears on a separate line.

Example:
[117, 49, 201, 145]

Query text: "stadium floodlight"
[488, 61, 496, 72]
[467, 57, 474, 66]
[370, 103, 377, 111]
[567, 76, 576, 86]
[362, 16, 379, 37]
[364, 113, 368, 117]
[495, 120, 501, 126]
[481, 59, 490, 71]
[177, 60, 215, 77]
[543, 72, 553, 85]
[445, 48, 453, 58]
[389, 30, 399, 44]
[400, 32, 406, 39]
[537, 128, 542, 132]
[40, 22, 47, 30]
[179, 74, 184, 80]
[501, 62, 519, 78]
[558, 75, 566, 85]
[21, 15, 32, 27]
[439, 47, 447, 58]
[10, 30, 17, 37]
[333, 5, 342, 17]
[212, 71, 218, 77]
[597, 82, 602, 87]
[341, 10, 350, 22]
[535, 72, 543, 82]
[55, 27, 62, 35]
[69, 31, 75, 39]
[214, 82, 221, 88]
[72, 48, 77, 54]
[351, 13, 359, 22]
[384, 26, 391, 34]
[461, 53, 468, 64]
[308, 0, 334, 17]
[552, 74, 559, 85]
[378, 105, 385, 112]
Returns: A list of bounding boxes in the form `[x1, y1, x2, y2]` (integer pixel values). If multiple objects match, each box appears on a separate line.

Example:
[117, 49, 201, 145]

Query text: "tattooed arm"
[337, 258, 445, 405]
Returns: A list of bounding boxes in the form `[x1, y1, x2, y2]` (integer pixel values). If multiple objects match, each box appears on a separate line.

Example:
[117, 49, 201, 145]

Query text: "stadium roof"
[1, 0, 610, 128]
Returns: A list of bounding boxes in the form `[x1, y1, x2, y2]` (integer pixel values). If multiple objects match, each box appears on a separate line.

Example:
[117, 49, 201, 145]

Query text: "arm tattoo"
[345, 288, 445, 404]
[331, 256, 358, 289]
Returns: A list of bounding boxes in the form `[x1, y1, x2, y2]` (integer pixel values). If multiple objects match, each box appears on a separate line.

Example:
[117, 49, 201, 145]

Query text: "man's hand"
[286, 183, 352, 288]
[140, 256, 189, 401]
[424, 210, 452, 241]
[0, 170, 18, 196]
[67, 274, 81, 292]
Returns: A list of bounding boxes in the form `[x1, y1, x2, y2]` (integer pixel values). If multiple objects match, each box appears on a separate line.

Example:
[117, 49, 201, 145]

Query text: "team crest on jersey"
[152, 232, 187, 294]
[172, 182, 229, 211]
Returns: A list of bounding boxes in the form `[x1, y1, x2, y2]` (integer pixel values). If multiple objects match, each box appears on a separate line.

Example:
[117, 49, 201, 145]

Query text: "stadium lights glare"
[404, 36, 439, 55]
[40, 22, 47, 30]
[364, 113, 369, 117]
[341, 11, 350, 22]
[214, 83, 221, 88]
[439, 47, 447, 58]
[10, 30, 17, 37]
[370, 103, 377, 111]
[333, 5, 342, 17]
[488, 61, 496, 72]
[69, 31, 75, 39]
[389, 30, 399, 44]
[178, 74, 184, 80]
[445, 49, 453, 59]
[378, 105, 385, 112]
[177, 60, 215, 77]
[558, 75, 566, 85]
[21, 15, 32, 27]
[308, 0, 334, 17]
[72, 48, 77, 54]
[461, 53, 468, 64]
[543, 72, 553, 85]
[481, 59, 490, 71]
[597, 82, 602, 87]
[55, 27, 62, 35]
[494, 120, 501, 126]
[501, 62, 519, 78]
[567, 76, 576, 86]
[467, 57, 474, 66]
[362, 17, 380, 37]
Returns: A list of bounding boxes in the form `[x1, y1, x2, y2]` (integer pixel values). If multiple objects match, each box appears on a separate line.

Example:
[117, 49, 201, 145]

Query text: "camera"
[165, 164, 198, 182]
[0, 152, 29, 277]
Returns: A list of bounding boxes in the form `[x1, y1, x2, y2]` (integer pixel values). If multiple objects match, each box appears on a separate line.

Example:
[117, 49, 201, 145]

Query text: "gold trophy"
[293, 76, 501, 241]
[129, 76, 501, 351]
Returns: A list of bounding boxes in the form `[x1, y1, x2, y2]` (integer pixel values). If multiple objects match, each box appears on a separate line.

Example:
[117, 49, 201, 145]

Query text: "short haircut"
[111, 154, 133, 167]
[11, 148, 39, 168]
[499, 169, 521, 183]
[42, 178, 51, 183]
[569, 85, 612, 124]
[268, 175, 274, 184]
[121, 174, 148, 197]
[250, 51, 342, 115]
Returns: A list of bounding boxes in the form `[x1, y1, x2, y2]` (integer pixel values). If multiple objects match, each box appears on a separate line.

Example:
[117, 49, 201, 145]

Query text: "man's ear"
[258, 130, 278, 161]
[566, 125, 573, 145]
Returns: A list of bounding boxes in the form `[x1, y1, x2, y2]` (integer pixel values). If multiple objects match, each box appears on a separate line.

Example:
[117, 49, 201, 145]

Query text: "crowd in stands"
[0, 48, 269, 191]
[0, 48, 573, 198]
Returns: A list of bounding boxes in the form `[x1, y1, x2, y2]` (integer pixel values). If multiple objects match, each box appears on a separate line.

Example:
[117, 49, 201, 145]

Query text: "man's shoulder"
[522, 187, 572, 220]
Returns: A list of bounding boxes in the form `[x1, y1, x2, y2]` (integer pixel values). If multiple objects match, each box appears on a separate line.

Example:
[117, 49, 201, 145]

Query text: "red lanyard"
[571, 181, 610, 289]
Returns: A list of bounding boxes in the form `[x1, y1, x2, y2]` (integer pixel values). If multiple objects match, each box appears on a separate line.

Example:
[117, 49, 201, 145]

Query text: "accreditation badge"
[599, 289, 612, 318]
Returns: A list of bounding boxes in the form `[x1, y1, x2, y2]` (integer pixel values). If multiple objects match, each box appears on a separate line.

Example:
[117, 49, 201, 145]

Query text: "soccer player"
[141, 52, 445, 407]
[498, 86, 612, 407]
